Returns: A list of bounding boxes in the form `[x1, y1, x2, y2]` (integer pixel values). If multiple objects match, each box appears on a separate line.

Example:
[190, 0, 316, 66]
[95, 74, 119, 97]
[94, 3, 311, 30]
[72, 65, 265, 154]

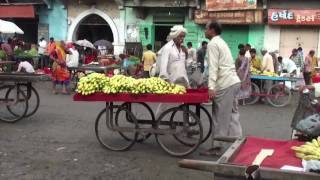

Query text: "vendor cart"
[246, 75, 301, 107]
[179, 137, 320, 180]
[73, 89, 213, 157]
[0, 72, 47, 123]
[0, 61, 16, 72]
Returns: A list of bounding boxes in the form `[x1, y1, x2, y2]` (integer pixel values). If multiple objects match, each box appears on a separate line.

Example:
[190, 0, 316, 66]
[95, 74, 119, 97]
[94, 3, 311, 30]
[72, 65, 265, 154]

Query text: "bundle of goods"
[291, 137, 320, 161]
[76, 73, 186, 96]
[251, 67, 278, 77]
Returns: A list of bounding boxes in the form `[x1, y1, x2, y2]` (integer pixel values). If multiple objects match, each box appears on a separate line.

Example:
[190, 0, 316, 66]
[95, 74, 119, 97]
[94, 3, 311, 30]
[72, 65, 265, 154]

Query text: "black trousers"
[143, 71, 150, 78]
[303, 72, 312, 85]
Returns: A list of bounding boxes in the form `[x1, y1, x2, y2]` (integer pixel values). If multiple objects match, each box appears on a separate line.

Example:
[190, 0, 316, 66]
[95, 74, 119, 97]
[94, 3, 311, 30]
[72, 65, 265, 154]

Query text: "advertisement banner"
[206, 0, 257, 11]
[268, 9, 320, 25]
[194, 10, 263, 24]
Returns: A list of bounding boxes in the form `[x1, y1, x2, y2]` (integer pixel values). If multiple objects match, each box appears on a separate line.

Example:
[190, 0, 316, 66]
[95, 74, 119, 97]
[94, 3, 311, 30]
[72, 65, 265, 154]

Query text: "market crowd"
[2, 19, 320, 156]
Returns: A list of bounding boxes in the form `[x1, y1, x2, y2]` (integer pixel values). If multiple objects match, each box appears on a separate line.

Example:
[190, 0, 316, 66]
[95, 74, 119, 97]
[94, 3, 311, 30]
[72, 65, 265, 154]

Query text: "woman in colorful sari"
[235, 48, 251, 103]
[50, 42, 70, 94]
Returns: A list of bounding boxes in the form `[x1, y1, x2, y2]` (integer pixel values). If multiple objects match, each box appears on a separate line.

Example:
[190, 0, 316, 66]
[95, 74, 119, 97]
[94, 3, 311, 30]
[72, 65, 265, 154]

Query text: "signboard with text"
[268, 9, 320, 25]
[206, 0, 257, 11]
[194, 10, 263, 24]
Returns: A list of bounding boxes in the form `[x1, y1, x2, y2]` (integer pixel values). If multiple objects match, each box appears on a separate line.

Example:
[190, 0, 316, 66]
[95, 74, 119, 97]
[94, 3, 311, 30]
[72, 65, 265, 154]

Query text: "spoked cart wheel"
[171, 104, 212, 145]
[244, 82, 260, 105]
[117, 102, 155, 143]
[0, 85, 28, 123]
[156, 107, 203, 157]
[6, 84, 39, 117]
[266, 83, 292, 107]
[95, 104, 139, 151]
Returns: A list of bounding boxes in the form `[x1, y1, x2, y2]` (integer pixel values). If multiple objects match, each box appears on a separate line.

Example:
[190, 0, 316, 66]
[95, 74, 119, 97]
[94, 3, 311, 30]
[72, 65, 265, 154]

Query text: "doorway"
[154, 23, 183, 52]
[76, 14, 114, 43]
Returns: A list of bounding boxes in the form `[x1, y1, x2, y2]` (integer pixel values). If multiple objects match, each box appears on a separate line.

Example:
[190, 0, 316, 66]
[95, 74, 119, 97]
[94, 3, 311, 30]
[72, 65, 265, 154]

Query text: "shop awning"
[0, 5, 35, 18]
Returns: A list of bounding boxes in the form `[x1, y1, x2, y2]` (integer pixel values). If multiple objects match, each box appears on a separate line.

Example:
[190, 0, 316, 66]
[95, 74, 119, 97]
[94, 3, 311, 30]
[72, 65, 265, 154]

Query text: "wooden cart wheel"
[244, 82, 260, 105]
[95, 107, 138, 151]
[266, 83, 292, 107]
[155, 107, 203, 157]
[171, 104, 212, 145]
[117, 102, 155, 143]
[0, 86, 28, 123]
[6, 85, 39, 117]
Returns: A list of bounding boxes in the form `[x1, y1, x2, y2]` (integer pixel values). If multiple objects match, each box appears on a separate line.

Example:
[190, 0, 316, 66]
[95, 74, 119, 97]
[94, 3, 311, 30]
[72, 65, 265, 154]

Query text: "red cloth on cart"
[231, 136, 304, 169]
[73, 89, 209, 103]
[312, 75, 320, 83]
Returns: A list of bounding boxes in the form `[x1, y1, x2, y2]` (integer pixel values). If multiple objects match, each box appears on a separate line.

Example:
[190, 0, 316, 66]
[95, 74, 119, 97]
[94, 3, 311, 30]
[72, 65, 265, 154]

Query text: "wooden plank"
[213, 136, 239, 142]
[217, 138, 246, 164]
[178, 159, 320, 180]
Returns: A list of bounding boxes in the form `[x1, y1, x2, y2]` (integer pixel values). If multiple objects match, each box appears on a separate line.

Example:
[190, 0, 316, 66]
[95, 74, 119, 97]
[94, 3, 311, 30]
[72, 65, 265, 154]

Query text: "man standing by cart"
[202, 20, 241, 156]
[155, 25, 189, 118]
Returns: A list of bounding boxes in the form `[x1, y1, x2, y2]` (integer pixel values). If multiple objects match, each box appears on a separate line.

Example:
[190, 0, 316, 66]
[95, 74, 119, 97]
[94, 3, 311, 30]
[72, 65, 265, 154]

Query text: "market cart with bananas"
[0, 72, 47, 123]
[73, 73, 213, 157]
[179, 136, 320, 180]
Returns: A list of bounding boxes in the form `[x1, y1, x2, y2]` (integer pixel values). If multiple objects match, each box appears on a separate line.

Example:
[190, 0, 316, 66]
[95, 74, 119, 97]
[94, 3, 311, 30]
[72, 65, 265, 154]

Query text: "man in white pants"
[202, 20, 242, 156]
[155, 25, 189, 118]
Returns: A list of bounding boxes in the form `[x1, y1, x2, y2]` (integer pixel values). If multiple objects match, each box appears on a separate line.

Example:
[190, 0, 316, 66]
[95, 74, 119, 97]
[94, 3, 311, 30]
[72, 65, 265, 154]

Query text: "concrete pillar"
[264, 26, 281, 52]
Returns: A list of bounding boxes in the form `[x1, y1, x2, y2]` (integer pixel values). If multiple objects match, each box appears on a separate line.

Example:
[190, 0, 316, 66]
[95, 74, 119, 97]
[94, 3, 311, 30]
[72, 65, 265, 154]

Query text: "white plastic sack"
[314, 83, 320, 98]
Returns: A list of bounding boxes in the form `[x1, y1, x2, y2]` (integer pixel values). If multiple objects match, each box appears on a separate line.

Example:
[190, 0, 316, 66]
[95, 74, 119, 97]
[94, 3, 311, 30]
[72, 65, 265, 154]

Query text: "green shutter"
[221, 26, 249, 59]
[184, 25, 199, 48]
[139, 23, 155, 49]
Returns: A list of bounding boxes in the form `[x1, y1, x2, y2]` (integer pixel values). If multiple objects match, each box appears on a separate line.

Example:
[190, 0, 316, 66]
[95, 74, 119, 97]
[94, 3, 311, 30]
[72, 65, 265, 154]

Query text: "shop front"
[194, 9, 264, 59]
[137, 8, 188, 52]
[0, 4, 39, 43]
[268, 9, 320, 58]
[67, 0, 125, 55]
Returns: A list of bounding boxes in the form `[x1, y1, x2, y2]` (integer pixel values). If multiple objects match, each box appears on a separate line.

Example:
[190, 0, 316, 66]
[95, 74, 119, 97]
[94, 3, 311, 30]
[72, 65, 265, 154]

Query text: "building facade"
[65, 0, 125, 55]
[3, 0, 320, 58]
[266, 0, 320, 57]
[0, 0, 67, 43]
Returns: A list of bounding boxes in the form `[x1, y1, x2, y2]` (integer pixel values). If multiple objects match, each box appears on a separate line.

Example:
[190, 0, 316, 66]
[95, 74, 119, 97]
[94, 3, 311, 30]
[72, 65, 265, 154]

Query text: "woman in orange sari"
[50, 42, 70, 94]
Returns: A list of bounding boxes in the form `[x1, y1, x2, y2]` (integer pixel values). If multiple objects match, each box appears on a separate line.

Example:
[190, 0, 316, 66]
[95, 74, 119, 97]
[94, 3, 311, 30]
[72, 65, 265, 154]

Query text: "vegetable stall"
[73, 73, 213, 157]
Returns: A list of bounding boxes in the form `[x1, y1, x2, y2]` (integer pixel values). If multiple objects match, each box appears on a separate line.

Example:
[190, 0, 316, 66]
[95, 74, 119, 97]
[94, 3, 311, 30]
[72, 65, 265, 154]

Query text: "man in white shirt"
[159, 25, 189, 86]
[261, 48, 274, 72]
[17, 59, 35, 73]
[38, 37, 47, 69]
[245, 43, 251, 60]
[278, 56, 297, 76]
[186, 42, 197, 67]
[66, 43, 79, 68]
[202, 20, 241, 156]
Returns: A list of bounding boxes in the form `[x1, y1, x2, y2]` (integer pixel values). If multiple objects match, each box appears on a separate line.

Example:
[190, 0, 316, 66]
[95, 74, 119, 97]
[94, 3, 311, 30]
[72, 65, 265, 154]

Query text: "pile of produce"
[77, 73, 186, 95]
[251, 67, 279, 77]
[13, 48, 38, 58]
[291, 137, 320, 160]
[0, 50, 6, 60]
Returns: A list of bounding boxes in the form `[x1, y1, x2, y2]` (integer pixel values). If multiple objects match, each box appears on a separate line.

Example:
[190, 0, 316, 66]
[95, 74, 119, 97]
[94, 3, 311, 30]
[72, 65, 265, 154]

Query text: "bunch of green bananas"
[77, 73, 187, 95]
[77, 73, 109, 95]
[291, 137, 320, 160]
[250, 67, 261, 75]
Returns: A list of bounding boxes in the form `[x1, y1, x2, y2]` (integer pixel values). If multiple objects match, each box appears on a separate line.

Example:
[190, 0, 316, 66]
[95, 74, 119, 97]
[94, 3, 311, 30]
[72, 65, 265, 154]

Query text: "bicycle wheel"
[117, 102, 155, 142]
[244, 82, 260, 105]
[170, 104, 212, 145]
[6, 85, 39, 117]
[266, 83, 292, 107]
[95, 108, 138, 151]
[156, 107, 203, 157]
[0, 86, 28, 123]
